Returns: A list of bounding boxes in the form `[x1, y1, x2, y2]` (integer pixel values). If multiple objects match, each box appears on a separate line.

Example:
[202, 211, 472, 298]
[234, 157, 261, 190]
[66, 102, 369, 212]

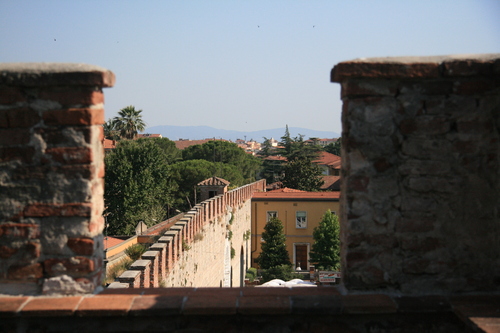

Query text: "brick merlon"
[0, 63, 115, 87]
[331, 54, 500, 82]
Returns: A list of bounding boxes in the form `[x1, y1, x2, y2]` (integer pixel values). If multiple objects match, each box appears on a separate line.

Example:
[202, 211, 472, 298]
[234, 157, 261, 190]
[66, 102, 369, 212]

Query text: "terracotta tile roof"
[174, 139, 229, 150]
[264, 155, 287, 161]
[103, 139, 116, 150]
[313, 151, 341, 169]
[321, 176, 341, 191]
[104, 236, 125, 249]
[268, 187, 307, 193]
[197, 176, 230, 186]
[136, 134, 162, 138]
[253, 191, 340, 201]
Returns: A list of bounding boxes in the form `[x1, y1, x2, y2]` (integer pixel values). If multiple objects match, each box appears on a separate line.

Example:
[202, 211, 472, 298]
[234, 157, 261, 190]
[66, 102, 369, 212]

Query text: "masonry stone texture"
[0, 58, 499, 332]
[332, 54, 500, 294]
[0, 63, 115, 295]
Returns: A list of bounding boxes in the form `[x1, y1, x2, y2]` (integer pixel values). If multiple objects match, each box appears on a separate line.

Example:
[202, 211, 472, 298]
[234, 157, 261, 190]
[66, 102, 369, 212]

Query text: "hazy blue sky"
[1, 1, 499, 134]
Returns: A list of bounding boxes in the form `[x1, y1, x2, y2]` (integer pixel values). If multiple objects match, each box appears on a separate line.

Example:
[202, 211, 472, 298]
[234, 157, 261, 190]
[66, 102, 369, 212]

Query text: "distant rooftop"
[174, 138, 229, 150]
[253, 190, 340, 201]
[197, 176, 230, 187]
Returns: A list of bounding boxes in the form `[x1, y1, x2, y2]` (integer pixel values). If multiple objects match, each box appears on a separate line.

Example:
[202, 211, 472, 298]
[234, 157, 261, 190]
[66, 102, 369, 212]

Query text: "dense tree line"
[104, 109, 339, 235]
[105, 139, 176, 235]
[259, 125, 330, 191]
[103, 109, 262, 235]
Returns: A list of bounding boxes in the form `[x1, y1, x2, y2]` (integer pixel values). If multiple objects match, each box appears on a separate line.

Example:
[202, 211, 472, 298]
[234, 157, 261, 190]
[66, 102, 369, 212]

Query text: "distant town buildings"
[174, 138, 229, 150]
[103, 134, 340, 159]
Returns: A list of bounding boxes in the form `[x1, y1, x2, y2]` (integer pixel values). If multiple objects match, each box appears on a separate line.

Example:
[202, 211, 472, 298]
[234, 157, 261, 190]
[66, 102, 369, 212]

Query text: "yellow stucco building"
[251, 188, 340, 271]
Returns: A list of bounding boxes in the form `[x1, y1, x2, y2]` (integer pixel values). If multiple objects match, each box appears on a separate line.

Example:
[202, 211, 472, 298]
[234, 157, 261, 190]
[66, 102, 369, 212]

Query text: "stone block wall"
[332, 54, 500, 294]
[115, 180, 265, 288]
[0, 63, 115, 295]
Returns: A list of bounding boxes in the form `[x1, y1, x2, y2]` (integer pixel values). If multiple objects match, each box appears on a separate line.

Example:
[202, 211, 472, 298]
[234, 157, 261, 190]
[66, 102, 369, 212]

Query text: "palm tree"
[103, 119, 120, 141]
[114, 106, 146, 140]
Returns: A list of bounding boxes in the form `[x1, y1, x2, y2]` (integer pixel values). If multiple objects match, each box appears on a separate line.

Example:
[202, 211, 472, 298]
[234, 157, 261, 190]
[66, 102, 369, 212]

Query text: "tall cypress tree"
[257, 217, 291, 269]
[309, 210, 341, 270]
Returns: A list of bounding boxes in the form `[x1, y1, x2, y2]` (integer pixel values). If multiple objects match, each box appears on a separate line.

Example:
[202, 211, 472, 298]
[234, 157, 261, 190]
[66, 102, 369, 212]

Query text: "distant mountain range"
[144, 125, 340, 143]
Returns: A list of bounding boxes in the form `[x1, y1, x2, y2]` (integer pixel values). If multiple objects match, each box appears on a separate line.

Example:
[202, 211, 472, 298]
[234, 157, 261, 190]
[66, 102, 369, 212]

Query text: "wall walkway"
[111, 181, 264, 288]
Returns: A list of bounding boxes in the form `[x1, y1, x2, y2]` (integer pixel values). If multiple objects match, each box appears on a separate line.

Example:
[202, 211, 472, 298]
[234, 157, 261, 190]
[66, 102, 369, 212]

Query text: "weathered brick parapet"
[332, 54, 500, 294]
[0, 63, 115, 295]
[1, 288, 497, 332]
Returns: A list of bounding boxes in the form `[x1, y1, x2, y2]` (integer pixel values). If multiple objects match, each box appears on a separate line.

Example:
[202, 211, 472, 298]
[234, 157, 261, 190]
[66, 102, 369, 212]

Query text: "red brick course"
[43, 108, 104, 126]
[7, 263, 44, 280]
[23, 203, 92, 217]
[38, 88, 104, 106]
[0, 223, 40, 239]
[44, 147, 93, 164]
[0, 107, 40, 128]
[67, 238, 94, 256]
[0, 128, 31, 145]
[44, 257, 95, 277]
[0, 86, 25, 104]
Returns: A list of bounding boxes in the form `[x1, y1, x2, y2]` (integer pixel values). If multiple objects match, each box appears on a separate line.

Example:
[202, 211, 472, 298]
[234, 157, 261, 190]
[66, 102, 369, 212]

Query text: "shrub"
[125, 243, 147, 261]
[261, 264, 302, 283]
[245, 267, 258, 282]
[182, 240, 191, 251]
[103, 257, 133, 285]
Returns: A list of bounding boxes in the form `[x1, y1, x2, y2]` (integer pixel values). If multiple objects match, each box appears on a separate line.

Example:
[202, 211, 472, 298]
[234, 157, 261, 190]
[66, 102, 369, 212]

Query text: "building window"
[294, 243, 310, 270]
[267, 211, 277, 221]
[296, 211, 307, 228]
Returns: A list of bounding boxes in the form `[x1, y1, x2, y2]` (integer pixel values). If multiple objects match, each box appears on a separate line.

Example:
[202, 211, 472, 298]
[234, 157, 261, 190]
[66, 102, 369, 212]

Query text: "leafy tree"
[280, 125, 294, 157]
[169, 160, 244, 211]
[103, 119, 120, 141]
[324, 138, 342, 156]
[260, 157, 286, 184]
[182, 140, 261, 182]
[104, 140, 176, 235]
[114, 105, 146, 140]
[137, 137, 181, 164]
[258, 137, 274, 157]
[286, 135, 322, 161]
[282, 155, 324, 191]
[309, 210, 341, 270]
[257, 217, 291, 269]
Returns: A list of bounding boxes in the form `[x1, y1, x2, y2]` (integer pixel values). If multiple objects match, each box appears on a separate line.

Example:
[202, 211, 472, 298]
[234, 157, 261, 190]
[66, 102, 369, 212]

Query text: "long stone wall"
[112, 181, 264, 288]
[332, 54, 500, 294]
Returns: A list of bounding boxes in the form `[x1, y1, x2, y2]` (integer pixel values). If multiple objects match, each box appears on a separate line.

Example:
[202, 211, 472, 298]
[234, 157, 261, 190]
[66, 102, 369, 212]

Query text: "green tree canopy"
[136, 137, 181, 164]
[182, 140, 261, 182]
[324, 138, 342, 156]
[104, 139, 176, 235]
[103, 119, 120, 141]
[258, 137, 273, 157]
[279, 125, 294, 157]
[282, 155, 324, 191]
[309, 210, 341, 270]
[114, 105, 146, 140]
[169, 160, 244, 211]
[257, 217, 291, 269]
